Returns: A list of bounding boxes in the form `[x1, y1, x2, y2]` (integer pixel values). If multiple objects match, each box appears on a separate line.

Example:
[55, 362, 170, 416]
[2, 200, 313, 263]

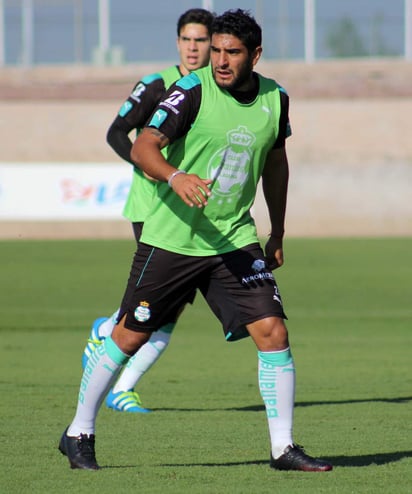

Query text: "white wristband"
[168, 170, 187, 188]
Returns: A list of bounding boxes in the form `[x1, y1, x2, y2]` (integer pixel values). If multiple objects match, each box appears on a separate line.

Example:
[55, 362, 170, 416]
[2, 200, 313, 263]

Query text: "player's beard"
[213, 54, 255, 91]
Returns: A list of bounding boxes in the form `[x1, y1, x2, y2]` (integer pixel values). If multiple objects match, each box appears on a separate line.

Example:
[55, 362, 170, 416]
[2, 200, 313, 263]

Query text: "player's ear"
[252, 46, 262, 67]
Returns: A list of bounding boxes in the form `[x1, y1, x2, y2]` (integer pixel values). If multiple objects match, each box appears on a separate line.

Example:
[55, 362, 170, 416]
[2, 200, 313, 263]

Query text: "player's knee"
[270, 317, 289, 345]
[112, 318, 151, 355]
[248, 316, 289, 351]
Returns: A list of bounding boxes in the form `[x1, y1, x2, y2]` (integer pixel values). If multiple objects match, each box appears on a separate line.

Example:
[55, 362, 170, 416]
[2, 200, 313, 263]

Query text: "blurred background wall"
[0, 1, 411, 238]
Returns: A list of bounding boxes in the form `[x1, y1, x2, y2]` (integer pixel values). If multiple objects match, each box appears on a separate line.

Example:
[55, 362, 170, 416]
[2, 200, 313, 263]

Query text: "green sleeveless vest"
[141, 66, 282, 255]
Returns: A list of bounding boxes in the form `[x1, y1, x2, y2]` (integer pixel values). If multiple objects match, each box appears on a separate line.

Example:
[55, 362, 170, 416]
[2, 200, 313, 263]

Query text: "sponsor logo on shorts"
[242, 259, 274, 285]
[252, 259, 266, 272]
[134, 301, 151, 322]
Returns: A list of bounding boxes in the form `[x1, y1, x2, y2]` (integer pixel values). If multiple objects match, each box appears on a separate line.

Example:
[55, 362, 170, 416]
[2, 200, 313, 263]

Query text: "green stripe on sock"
[258, 348, 292, 366]
[105, 337, 129, 366]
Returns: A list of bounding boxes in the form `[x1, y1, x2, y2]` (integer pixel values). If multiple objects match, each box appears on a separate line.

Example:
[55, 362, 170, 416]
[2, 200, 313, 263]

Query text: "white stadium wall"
[1, 61, 411, 239]
[0, 161, 411, 239]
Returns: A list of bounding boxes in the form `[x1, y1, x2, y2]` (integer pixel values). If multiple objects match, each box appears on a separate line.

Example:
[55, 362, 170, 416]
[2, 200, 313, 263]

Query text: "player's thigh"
[205, 244, 286, 330]
[120, 244, 203, 332]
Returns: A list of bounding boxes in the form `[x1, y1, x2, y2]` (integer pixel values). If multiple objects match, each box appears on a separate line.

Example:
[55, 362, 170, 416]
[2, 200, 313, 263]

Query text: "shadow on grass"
[323, 450, 412, 467]
[151, 395, 412, 413]
[157, 450, 412, 468]
[93, 449, 412, 470]
[295, 395, 412, 408]
[237, 395, 412, 412]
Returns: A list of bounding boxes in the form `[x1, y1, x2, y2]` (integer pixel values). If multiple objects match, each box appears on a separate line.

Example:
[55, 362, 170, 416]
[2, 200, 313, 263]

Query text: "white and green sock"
[68, 337, 129, 436]
[113, 324, 174, 393]
[258, 348, 295, 459]
[97, 309, 120, 338]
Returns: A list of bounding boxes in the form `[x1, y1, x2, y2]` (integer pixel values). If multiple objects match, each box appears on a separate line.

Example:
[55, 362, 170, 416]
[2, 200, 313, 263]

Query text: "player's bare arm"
[262, 147, 289, 269]
[131, 127, 212, 208]
[130, 127, 171, 178]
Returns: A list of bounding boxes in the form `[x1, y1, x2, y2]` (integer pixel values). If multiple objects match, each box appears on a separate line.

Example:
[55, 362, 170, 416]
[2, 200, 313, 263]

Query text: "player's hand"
[169, 172, 212, 208]
[264, 235, 284, 270]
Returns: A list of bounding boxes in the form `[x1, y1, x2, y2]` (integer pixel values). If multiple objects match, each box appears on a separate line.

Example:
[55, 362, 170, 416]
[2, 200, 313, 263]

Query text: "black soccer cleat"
[270, 444, 333, 472]
[58, 426, 100, 470]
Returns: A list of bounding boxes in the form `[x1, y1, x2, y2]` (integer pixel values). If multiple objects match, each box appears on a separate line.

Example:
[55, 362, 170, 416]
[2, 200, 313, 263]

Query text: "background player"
[81, 8, 214, 413]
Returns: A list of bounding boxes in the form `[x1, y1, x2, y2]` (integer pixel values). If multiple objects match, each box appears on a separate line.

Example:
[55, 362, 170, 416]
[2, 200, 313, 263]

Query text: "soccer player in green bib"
[80, 8, 214, 413]
[59, 9, 333, 473]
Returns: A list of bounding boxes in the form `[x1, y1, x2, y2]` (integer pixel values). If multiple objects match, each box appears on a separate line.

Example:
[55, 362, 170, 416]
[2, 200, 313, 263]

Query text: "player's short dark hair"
[177, 8, 215, 37]
[212, 9, 262, 53]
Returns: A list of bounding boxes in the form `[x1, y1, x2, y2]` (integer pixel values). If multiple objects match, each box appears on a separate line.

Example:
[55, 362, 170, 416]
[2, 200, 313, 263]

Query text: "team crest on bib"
[134, 301, 151, 322]
[207, 126, 256, 202]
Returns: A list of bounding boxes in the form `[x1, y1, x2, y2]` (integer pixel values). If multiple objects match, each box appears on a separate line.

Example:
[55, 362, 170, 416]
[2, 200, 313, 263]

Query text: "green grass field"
[1, 238, 411, 493]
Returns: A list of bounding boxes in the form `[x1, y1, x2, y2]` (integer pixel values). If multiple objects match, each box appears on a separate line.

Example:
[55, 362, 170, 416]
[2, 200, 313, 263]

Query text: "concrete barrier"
[1, 61, 411, 238]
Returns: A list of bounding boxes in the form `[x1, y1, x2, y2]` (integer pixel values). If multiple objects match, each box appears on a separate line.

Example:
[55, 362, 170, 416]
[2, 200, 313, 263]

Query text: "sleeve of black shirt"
[145, 82, 202, 144]
[273, 89, 291, 149]
[107, 78, 166, 165]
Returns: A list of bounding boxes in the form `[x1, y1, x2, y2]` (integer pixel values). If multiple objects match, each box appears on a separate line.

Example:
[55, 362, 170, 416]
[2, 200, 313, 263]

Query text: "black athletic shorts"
[118, 242, 286, 342]
[132, 222, 143, 244]
[119, 222, 196, 327]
